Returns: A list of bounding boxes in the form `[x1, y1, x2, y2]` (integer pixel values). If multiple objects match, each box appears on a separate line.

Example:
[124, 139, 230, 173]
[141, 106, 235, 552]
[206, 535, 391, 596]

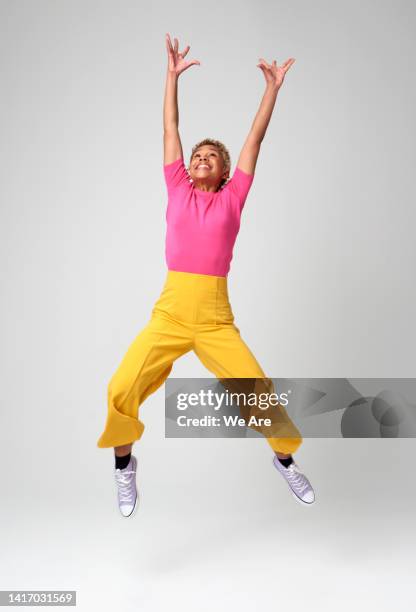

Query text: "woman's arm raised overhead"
[163, 33, 201, 166]
[236, 55, 296, 176]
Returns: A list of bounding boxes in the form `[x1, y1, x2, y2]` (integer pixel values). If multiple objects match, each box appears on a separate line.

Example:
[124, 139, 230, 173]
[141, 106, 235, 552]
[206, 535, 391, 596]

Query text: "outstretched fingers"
[181, 45, 190, 59]
[258, 56, 296, 73]
[165, 33, 193, 61]
[166, 33, 176, 57]
[258, 57, 271, 69]
[281, 57, 296, 73]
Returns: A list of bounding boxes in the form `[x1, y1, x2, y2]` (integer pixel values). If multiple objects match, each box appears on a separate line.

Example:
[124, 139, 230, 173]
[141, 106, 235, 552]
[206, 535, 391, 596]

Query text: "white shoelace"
[283, 463, 310, 494]
[115, 468, 136, 503]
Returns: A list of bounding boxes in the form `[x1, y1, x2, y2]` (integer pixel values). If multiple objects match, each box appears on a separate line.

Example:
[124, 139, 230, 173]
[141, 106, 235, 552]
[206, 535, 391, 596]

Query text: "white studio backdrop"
[1, 1, 415, 611]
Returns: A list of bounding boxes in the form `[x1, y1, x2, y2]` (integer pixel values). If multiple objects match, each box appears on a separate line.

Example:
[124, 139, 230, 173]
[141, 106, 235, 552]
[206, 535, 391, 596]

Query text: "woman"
[97, 33, 315, 517]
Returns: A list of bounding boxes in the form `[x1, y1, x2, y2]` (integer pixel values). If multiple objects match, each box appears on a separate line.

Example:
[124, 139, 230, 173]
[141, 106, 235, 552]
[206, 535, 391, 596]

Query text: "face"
[188, 146, 229, 191]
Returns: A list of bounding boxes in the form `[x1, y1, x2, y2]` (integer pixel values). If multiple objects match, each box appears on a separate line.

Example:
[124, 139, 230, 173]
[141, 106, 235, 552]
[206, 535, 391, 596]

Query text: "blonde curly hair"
[189, 138, 231, 191]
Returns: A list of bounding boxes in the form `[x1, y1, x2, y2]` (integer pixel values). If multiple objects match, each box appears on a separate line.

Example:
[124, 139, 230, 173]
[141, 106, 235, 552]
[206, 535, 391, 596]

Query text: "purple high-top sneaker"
[272, 456, 315, 505]
[114, 455, 139, 517]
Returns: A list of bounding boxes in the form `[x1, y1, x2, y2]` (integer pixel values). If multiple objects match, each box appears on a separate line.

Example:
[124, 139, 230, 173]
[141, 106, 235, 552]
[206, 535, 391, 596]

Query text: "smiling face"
[188, 145, 230, 192]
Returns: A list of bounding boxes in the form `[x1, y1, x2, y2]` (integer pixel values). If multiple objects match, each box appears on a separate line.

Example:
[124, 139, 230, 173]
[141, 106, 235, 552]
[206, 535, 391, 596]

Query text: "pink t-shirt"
[163, 157, 254, 277]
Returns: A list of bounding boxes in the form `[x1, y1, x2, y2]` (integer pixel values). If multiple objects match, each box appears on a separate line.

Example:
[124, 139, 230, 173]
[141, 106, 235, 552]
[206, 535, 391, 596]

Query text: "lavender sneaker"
[272, 456, 315, 505]
[114, 455, 139, 517]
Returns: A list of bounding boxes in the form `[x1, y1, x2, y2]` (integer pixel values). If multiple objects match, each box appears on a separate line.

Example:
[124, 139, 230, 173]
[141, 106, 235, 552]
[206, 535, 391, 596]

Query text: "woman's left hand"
[257, 56, 295, 90]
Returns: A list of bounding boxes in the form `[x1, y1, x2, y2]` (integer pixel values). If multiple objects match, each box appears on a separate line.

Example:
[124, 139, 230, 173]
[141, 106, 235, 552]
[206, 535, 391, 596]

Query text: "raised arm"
[163, 33, 200, 165]
[236, 56, 296, 175]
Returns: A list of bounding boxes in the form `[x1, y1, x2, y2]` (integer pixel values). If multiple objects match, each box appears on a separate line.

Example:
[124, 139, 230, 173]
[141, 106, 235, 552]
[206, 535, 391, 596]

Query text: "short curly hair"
[189, 138, 231, 191]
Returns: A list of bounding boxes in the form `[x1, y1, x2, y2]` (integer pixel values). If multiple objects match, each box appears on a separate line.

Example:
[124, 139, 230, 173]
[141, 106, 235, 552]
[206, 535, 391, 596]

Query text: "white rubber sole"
[290, 489, 315, 506]
[120, 491, 140, 518]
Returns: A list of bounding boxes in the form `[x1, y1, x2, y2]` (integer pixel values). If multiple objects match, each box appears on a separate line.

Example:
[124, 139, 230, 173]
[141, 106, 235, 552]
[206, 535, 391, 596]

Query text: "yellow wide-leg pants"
[97, 270, 303, 455]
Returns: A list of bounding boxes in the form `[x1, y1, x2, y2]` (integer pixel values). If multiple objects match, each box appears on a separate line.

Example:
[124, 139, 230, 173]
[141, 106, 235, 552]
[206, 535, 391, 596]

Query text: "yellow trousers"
[97, 270, 303, 455]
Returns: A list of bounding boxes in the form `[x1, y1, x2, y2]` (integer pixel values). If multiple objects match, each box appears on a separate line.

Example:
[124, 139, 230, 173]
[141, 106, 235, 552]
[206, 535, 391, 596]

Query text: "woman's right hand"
[165, 33, 200, 77]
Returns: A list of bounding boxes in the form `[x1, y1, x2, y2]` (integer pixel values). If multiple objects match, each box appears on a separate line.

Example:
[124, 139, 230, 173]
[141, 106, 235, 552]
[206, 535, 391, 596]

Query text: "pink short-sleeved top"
[163, 157, 254, 277]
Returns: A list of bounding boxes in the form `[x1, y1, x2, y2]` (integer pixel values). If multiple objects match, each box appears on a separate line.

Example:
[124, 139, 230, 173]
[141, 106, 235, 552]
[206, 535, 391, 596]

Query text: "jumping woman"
[97, 33, 316, 517]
